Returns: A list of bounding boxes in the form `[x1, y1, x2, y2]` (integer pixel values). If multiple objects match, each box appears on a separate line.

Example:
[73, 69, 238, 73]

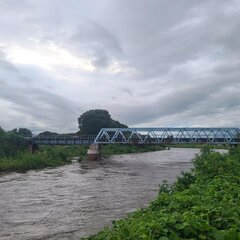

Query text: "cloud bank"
[0, 0, 240, 133]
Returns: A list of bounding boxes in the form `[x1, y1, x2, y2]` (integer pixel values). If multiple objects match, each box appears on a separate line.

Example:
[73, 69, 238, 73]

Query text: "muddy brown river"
[0, 148, 200, 240]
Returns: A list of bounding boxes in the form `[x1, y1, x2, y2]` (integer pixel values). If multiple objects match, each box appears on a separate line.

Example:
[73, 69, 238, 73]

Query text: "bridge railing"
[94, 128, 240, 145]
[30, 135, 96, 145]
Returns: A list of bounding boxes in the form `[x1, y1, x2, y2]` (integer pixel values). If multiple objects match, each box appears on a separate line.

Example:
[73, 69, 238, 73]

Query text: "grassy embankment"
[0, 134, 90, 172]
[0, 135, 165, 173]
[0, 144, 88, 173]
[168, 143, 229, 149]
[102, 144, 165, 155]
[82, 147, 240, 240]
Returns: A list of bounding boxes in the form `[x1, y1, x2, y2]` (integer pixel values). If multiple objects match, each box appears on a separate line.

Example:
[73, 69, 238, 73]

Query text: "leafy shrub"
[173, 171, 196, 192]
[82, 147, 240, 240]
[0, 135, 29, 158]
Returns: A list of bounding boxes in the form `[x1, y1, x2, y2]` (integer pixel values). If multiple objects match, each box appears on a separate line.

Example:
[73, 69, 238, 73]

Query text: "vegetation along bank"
[0, 128, 165, 172]
[82, 147, 240, 240]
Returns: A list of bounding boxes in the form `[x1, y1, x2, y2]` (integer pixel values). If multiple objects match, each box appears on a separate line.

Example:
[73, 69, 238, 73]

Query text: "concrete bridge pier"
[87, 144, 101, 160]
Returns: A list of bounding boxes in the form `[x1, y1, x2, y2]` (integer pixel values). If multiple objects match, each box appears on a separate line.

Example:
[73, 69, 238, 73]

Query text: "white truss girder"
[94, 128, 240, 145]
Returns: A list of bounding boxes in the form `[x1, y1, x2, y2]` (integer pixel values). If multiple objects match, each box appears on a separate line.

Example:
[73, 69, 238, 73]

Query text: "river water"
[0, 148, 200, 240]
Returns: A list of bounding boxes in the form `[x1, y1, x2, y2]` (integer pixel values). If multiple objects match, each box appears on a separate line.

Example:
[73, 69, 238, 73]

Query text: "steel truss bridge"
[94, 128, 240, 145]
[29, 128, 240, 145]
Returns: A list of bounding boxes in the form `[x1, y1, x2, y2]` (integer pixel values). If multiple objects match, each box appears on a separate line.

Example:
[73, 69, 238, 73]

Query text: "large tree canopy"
[18, 128, 32, 137]
[78, 109, 128, 135]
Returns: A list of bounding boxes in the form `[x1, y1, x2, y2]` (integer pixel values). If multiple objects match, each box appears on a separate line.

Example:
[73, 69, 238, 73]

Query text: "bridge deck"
[30, 128, 240, 145]
[32, 135, 95, 145]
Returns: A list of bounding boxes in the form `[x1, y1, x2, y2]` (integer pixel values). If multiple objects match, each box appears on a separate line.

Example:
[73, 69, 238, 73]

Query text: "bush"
[0, 135, 29, 158]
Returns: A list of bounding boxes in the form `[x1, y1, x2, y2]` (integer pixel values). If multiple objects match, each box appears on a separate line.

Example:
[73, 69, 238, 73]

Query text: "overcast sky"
[0, 0, 240, 133]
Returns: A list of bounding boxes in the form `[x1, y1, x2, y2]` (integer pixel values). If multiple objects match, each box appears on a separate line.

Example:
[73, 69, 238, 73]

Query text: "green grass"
[82, 146, 240, 240]
[167, 143, 229, 149]
[0, 145, 88, 172]
[40, 145, 89, 159]
[0, 151, 69, 172]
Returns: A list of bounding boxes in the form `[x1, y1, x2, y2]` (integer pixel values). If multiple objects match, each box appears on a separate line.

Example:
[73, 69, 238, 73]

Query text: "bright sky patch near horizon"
[0, 0, 240, 133]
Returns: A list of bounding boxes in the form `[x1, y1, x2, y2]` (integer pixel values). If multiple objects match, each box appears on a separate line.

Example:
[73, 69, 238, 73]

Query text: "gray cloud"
[104, 0, 240, 79]
[70, 20, 123, 68]
[0, 0, 240, 132]
[109, 62, 240, 125]
[0, 50, 18, 72]
[0, 83, 82, 132]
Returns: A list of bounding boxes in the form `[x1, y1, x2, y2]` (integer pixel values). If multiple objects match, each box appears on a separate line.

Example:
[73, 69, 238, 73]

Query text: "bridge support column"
[87, 144, 101, 160]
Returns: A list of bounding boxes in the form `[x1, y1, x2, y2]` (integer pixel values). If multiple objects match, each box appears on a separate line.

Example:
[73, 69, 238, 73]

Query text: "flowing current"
[0, 148, 200, 240]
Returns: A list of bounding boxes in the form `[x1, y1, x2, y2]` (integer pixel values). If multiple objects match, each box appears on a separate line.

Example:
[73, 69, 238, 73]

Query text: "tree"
[0, 127, 29, 158]
[7, 128, 18, 136]
[78, 109, 128, 135]
[0, 127, 5, 136]
[18, 128, 32, 137]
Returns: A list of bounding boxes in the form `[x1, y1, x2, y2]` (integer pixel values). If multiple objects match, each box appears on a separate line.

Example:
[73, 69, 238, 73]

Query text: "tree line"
[0, 109, 127, 158]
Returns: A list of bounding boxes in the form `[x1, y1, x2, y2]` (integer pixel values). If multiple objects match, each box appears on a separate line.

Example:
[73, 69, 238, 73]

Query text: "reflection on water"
[0, 148, 200, 240]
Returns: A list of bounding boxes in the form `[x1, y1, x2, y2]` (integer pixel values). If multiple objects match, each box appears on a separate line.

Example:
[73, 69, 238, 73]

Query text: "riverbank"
[167, 143, 229, 149]
[0, 146, 85, 173]
[0, 144, 165, 173]
[102, 144, 165, 156]
[82, 146, 240, 239]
